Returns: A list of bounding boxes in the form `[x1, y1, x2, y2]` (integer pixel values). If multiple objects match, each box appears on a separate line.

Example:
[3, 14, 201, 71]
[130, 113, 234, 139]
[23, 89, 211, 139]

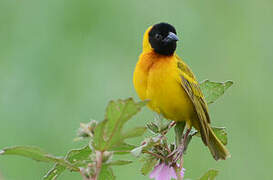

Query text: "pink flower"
[149, 163, 185, 180]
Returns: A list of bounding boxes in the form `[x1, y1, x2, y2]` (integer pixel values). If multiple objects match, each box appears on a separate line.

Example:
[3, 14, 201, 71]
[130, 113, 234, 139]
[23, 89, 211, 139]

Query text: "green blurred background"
[0, 0, 272, 179]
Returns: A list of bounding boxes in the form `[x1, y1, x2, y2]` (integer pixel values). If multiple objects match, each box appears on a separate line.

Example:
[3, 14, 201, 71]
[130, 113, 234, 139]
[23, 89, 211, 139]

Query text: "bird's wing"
[176, 55, 210, 145]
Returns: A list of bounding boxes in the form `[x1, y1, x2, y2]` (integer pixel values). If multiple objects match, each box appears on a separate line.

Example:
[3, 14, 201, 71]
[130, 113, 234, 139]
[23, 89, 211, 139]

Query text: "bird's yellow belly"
[145, 59, 195, 122]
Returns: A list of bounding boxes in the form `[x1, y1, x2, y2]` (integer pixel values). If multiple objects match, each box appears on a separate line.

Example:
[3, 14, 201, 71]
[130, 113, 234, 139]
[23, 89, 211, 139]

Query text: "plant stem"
[89, 151, 103, 180]
[95, 151, 103, 180]
[162, 121, 176, 136]
[143, 150, 165, 161]
[174, 163, 183, 180]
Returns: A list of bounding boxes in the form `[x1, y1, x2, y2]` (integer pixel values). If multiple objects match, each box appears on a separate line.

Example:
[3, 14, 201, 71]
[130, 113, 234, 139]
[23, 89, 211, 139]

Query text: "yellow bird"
[133, 22, 230, 160]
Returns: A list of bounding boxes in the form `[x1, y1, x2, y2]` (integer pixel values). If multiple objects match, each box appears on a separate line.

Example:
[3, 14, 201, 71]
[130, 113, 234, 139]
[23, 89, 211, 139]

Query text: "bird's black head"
[148, 22, 179, 56]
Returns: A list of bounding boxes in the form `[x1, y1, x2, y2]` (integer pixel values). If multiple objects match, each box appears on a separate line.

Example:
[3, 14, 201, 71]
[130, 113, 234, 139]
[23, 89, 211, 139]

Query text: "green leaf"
[199, 169, 219, 180]
[44, 146, 92, 180]
[194, 127, 228, 145]
[0, 146, 54, 162]
[131, 146, 143, 157]
[174, 122, 186, 146]
[140, 156, 158, 175]
[45, 156, 79, 171]
[93, 120, 107, 150]
[154, 114, 170, 133]
[107, 160, 132, 166]
[211, 127, 228, 145]
[98, 165, 115, 180]
[131, 137, 160, 157]
[110, 143, 136, 154]
[122, 127, 146, 139]
[0, 146, 81, 177]
[200, 80, 233, 104]
[93, 98, 147, 151]
[44, 164, 65, 180]
[147, 122, 159, 133]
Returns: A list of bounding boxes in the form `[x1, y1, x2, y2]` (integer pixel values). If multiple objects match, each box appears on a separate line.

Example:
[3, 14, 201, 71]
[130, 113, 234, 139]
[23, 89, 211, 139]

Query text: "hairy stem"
[174, 163, 183, 180]
[89, 151, 103, 180]
[143, 150, 165, 161]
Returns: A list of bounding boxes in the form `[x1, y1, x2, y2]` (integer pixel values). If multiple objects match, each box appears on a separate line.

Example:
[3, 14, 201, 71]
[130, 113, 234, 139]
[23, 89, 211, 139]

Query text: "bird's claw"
[168, 144, 184, 163]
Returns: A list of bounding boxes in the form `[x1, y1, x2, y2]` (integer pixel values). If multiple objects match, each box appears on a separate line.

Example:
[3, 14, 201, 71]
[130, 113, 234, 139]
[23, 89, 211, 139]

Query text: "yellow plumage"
[133, 24, 230, 160]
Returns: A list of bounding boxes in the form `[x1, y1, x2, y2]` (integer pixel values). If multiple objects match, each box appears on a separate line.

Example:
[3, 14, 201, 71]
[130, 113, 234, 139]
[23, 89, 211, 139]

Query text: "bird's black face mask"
[148, 22, 179, 56]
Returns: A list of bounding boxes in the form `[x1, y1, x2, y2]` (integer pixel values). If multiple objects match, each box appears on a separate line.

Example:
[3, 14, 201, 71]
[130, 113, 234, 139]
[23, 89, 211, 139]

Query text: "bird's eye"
[155, 34, 162, 40]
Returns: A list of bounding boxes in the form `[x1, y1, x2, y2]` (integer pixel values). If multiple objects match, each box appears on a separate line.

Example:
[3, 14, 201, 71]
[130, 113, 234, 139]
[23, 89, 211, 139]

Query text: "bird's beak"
[164, 32, 179, 42]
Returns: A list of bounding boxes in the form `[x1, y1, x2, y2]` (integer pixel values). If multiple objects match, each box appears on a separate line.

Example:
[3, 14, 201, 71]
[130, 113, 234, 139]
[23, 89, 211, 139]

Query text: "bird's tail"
[206, 126, 231, 160]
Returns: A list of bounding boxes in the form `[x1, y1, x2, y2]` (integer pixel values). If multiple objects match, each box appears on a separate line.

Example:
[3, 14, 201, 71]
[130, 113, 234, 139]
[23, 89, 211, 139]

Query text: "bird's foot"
[168, 128, 192, 163]
[167, 144, 184, 163]
[172, 144, 184, 163]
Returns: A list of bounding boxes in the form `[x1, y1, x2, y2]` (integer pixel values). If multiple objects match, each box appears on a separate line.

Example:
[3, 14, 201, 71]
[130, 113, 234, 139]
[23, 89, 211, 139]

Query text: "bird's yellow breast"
[133, 52, 195, 122]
